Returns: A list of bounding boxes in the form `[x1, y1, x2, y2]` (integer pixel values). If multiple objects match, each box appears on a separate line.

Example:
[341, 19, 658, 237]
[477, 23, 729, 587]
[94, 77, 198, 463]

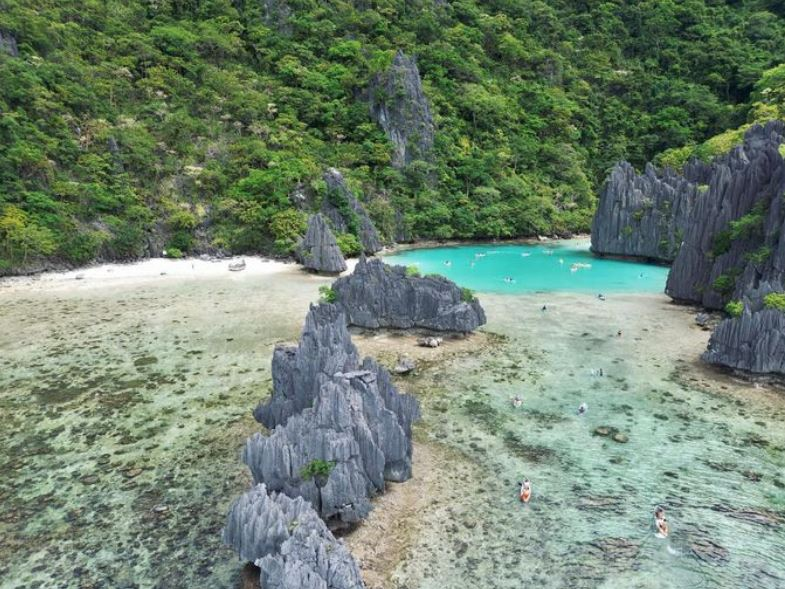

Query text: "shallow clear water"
[395, 292, 785, 589]
[1, 254, 783, 589]
[384, 240, 669, 294]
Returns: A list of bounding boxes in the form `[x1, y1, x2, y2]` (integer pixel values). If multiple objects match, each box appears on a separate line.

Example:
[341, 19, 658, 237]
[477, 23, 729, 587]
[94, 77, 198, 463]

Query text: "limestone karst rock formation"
[703, 309, 785, 376]
[322, 168, 383, 255]
[592, 121, 785, 376]
[590, 161, 698, 262]
[0, 30, 18, 57]
[297, 213, 347, 274]
[251, 303, 420, 523]
[332, 256, 487, 332]
[369, 51, 435, 168]
[223, 484, 365, 589]
[665, 122, 785, 310]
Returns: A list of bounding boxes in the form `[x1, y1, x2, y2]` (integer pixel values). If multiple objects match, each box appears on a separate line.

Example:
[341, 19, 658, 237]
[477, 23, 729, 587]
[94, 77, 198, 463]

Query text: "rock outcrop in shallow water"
[297, 213, 347, 274]
[593, 122, 785, 376]
[703, 309, 785, 376]
[223, 484, 364, 589]
[322, 168, 383, 255]
[369, 51, 435, 168]
[665, 122, 785, 309]
[590, 161, 698, 262]
[251, 303, 419, 523]
[332, 256, 487, 332]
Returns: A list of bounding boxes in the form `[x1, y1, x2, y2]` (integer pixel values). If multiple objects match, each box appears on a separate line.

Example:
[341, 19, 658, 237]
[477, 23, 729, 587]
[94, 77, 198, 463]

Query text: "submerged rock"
[393, 355, 416, 374]
[702, 309, 785, 376]
[322, 168, 383, 255]
[369, 51, 435, 168]
[250, 304, 420, 523]
[296, 213, 347, 274]
[223, 484, 365, 588]
[591, 161, 697, 262]
[332, 256, 486, 332]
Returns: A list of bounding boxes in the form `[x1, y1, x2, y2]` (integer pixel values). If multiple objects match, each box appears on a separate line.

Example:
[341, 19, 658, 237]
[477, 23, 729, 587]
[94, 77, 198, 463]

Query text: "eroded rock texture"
[665, 122, 785, 310]
[322, 168, 383, 255]
[250, 303, 419, 523]
[0, 30, 18, 57]
[369, 51, 435, 168]
[297, 213, 347, 274]
[592, 122, 785, 376]
[703, 310, 785, 376]
[223, 484, 364, 589]
[332, 256, 486, 332]
[591, 162, 698, 262]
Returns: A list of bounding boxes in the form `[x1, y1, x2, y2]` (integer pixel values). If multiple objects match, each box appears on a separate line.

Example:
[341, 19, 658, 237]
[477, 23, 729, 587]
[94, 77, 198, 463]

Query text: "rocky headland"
[332, 256, 487, 332]
[224, 258, 486, 586]
[592, 121, 785, 377]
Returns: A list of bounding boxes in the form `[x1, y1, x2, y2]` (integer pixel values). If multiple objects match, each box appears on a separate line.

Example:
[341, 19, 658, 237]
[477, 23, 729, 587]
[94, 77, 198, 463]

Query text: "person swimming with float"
[519, 478, 532, 503]
[511, 395, 523, 408]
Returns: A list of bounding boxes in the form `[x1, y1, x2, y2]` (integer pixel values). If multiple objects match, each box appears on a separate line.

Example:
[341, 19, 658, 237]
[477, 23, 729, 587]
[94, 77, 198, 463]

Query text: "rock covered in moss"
[297, 213, 347, 274]
[322, 168, 383, 255]
[369, 51, 435, 168]
[666, 121, 785, 309]
[332, 256, 486, 332]
[223, 484, 364, 589]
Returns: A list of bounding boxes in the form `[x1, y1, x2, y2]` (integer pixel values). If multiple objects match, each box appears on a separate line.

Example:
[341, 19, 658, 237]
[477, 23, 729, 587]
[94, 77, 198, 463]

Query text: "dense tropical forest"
[2, 0, 785, 272]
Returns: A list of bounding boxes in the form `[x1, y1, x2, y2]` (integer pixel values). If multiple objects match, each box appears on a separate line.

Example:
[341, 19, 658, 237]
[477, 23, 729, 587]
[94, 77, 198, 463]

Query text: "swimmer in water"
[617, 330, 623, 337]
[511, 395, 523, 408]
[541, 305, 547, 312]
[444, 260, 452, 266]
[597, 293, 606, 301]
[519, 478, 532, 503]
[577, 402, 588, 416]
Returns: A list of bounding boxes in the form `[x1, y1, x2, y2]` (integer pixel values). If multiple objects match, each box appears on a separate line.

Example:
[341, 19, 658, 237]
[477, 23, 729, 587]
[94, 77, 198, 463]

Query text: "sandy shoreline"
[0, 254, 361, 293]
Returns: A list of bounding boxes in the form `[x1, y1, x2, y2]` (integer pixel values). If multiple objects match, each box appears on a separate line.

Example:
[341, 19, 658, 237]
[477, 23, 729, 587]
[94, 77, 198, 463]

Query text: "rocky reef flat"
[1, 256, 784, 589]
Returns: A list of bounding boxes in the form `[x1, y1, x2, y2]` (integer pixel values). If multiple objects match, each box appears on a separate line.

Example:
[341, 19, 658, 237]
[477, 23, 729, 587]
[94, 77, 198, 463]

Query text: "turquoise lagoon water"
[384, 240, 669, 294]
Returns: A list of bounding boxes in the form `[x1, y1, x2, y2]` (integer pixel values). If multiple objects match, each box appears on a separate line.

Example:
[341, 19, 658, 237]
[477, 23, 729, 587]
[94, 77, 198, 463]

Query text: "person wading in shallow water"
[654, 506, 669, 538]
[519, 479, 532, 503]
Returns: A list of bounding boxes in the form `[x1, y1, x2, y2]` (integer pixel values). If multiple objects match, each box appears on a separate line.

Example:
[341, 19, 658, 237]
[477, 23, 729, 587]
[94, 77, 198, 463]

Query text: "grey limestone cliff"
[703, 310, 785, 376]
[297, 213, 347, 274]
[223, 484, 364, 589]
[591, 161, 698, 262]
[322, 168, 383, 255]
[250, 303, 419, 523]
[592, 122, 785, 377]
[0, 31, 18, 57]
[369, 51, 435, 168]
[666, 122, 785, 310]
[332, 256, 487, 332]
[254, 303, 359, 428]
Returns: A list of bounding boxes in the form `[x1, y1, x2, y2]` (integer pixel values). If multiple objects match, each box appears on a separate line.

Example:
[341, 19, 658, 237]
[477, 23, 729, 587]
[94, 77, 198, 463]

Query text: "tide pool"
[384, 240, 669, 294]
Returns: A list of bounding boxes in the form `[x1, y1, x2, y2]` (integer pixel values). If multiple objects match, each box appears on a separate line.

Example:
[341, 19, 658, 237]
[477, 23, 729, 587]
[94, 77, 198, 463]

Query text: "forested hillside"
[2, 0, 785, 272]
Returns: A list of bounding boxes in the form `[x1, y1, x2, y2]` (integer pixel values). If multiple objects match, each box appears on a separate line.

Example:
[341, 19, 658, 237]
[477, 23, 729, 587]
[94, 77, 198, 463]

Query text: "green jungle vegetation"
[2, 0, 785, 272]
